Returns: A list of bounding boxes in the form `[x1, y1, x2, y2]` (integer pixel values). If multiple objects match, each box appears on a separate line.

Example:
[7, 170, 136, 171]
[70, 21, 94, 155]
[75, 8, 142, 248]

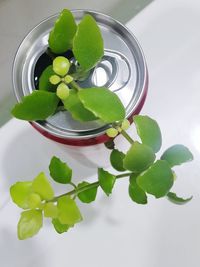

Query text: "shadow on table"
[0, 228, 43, 267]
[2, 125, 110, 189]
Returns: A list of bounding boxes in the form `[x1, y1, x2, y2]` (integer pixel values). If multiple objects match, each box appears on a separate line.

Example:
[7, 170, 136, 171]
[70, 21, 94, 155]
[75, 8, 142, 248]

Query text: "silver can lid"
[13, 10, 148, 140]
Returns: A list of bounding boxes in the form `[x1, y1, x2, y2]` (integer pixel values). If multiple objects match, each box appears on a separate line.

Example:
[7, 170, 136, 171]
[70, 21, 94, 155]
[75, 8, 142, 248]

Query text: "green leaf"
[129, 174, 147, 204]
[73, 14, 104, 71]
[134, 115, 162, 153]
[43, 203, 58, 218]
[123, 142, 155, 172]
[98, 168, 116, 196]
[12, 91, 59, 121]
[18, 210, 43, 240]
[32, 172, 54, 200]
[10, 181, 32, 209]
[110, 149, 126, 172]
[49, 9, 77, 54]
[57, 196, 82, 225]
[49, 156, 72, 184]
[52, 218, 70, 234]
[63, 89, 97, 121]
[77, 181, 98, 203]
[78, 87, 125, 123]
[161, 144, 193, 167]
[137, 160, 174, 198]
[27, 193, 42, 209]
[39, 65, 57, 91]
[167, 192, 193, 205]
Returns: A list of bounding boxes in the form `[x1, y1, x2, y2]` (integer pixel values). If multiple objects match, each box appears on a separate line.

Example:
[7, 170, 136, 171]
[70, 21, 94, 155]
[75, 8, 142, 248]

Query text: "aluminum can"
[13, 10, 148, 146]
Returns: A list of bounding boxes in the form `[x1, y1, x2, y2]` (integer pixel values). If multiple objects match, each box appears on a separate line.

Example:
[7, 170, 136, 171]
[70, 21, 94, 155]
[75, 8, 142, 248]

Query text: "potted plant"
[10, 9, 193, 240]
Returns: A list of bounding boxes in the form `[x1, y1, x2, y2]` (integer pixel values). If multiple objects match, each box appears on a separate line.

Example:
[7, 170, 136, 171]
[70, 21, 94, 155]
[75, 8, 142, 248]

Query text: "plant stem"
[70, 80, 82, 91]
[120, 130, 134, 145]
[48, 172, 132, 203]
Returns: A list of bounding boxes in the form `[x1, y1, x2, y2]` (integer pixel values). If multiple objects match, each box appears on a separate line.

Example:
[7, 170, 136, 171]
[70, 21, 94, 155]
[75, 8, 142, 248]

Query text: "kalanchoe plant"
[10, 9, 194, 240]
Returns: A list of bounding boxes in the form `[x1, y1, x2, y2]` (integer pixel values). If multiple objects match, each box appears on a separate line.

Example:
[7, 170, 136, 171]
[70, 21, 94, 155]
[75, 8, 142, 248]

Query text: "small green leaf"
[137, 160, 174, 198]
[123, 142, 156, 172]
[39, 65, 57, 91]
[134, 115, 162, 153]
[52, 218, 70, 234]
[129, 174, 147, 204]
[63, 89, 97, 121]
[49, 9, 77, 54]
[49, 156, 72, 184]
[77, 181, 98, 203]
[73, 14, 104, 71]
[27, 193, 42, 209]
[57, 196, 82, 225]
[110, 149, 126, 172]
[12, 91, 59, 121]
[98, 168, 116, 196]
[10, 181, 32, 209]
[32, 172, 54, 201]
[18, 210, 43, 240]
[161, 144, 193, 167]
[167, 192, 193, 205]
[78, 87, 125, 123]
[43, 203, 58, 218]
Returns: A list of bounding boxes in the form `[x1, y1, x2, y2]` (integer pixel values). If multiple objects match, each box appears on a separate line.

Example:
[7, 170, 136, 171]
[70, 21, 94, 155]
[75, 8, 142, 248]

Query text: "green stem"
[69, 182, 77, 189]
[48, 172, 132, 203]
[70, 80, 82, 91]
[120, 130, 134, 145]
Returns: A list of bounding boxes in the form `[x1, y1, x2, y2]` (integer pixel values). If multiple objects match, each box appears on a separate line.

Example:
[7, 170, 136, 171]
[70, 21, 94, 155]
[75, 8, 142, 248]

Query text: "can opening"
[13, 10, 147, 141]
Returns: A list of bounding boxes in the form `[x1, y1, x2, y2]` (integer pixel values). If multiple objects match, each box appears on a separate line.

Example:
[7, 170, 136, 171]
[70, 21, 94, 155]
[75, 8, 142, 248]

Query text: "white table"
[1, 0, 200, 266]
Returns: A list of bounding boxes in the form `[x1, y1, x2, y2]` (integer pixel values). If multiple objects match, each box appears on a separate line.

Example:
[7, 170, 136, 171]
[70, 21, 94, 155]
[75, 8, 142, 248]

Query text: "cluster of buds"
[106, 119, 130, 138]
[49, 56, 74, 100]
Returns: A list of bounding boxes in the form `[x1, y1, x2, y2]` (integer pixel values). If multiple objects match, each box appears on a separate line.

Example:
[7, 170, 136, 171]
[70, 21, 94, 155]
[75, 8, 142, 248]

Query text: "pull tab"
[79, 49, 131, 91]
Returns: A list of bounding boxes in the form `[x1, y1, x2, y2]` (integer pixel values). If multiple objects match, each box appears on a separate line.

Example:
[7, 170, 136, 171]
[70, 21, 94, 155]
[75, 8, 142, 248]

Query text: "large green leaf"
[32, 172, 54, 201]
[161, 144, 193, 167]
[63, 89, 97, 121]
[137, 160, 174, 198]
[98, 168, 116, 196]
[57, 196, 82, 225]
[12, 91, 59, 121]
[39, 65, 57, 91]
[134, 115, 162, 153]
[129, 174, 147, 204]
[123, 142, 155, 173]
[18, 210, 43, 240]
[10, 181, 32, 209]
[77, 181, 98, 203]
[49, 9, 77, 54]
[49, 156, 72, 184]
[78, 87, 125, 123]
[52, 218, 70, 234]
[110, 149, 126, 172]
[167, 192, 193, 205]
[73, 14, 103, 71]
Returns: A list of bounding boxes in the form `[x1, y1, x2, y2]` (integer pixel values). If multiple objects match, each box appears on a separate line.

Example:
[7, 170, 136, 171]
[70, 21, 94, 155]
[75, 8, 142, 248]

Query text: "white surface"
[1, 0, 200, 266]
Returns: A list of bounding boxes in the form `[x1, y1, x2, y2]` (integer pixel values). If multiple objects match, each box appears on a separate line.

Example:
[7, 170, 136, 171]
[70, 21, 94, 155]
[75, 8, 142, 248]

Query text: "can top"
[13, 10, 147, 139]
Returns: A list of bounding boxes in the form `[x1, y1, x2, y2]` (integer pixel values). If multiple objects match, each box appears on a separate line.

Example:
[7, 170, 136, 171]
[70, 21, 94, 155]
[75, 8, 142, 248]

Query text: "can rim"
[12, 9, 148, 140]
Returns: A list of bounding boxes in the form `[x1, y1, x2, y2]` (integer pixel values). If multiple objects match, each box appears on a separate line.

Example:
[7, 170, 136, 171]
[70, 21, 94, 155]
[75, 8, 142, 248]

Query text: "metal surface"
[12, 10, 148, 142]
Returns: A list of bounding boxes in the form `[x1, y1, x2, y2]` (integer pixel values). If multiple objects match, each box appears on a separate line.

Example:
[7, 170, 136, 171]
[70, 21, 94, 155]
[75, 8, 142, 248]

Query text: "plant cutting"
[10, 9, 193, 240]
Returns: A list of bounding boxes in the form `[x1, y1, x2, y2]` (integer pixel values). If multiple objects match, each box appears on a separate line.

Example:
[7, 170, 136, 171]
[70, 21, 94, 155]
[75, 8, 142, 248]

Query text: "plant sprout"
[10, 9, 194, 240]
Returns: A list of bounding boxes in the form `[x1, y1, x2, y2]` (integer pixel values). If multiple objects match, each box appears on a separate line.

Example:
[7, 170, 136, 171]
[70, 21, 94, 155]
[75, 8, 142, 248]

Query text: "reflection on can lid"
[12, 10, 148, 143]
